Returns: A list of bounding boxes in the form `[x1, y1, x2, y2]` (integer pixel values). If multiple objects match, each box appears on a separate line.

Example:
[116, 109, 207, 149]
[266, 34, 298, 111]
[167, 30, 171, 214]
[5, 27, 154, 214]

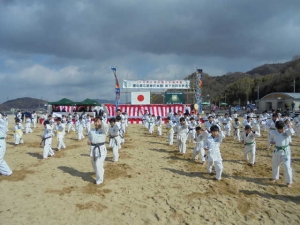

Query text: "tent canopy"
[48, 98, 75, 106]
[76, 98, 100, 106]
[201, 102, 210, 105]
[220, 102, 227, 105]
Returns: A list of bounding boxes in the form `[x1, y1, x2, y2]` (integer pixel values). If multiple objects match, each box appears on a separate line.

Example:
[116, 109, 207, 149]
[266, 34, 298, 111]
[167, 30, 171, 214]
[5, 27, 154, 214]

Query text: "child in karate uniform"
[241, 125, 260, 166]
[165, 117, 175, 145]
[193, 127, 208, 163]
[108, 118, 121, 162]
[14, 119, 24, 145]
[204, 125, 225, 181]
[269, 121, 294, 187]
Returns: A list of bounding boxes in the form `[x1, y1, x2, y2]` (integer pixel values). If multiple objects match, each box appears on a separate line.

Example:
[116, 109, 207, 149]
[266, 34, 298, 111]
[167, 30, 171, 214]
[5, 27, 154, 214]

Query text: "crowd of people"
[142, 109, 299, 187]
[0, 108, 299, 188]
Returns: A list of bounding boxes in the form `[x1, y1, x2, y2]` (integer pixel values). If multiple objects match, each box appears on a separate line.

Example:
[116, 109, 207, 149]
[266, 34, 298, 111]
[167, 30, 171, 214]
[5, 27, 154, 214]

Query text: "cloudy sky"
[0, 0, 300, 104]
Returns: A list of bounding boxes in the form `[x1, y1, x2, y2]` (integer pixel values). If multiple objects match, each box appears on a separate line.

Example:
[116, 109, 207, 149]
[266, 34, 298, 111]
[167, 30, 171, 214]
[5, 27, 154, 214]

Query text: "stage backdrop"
[105, 104, 187, 124]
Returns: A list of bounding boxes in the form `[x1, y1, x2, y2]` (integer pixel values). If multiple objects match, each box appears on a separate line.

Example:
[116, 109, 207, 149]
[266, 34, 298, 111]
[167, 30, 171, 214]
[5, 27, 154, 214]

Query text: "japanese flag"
[131, 92, 150, 105]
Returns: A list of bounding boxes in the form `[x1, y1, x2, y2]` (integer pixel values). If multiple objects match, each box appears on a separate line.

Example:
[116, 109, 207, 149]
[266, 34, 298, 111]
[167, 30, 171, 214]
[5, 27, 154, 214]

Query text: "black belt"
[0, 137, 5, 139]
[91, 143, 105, 161]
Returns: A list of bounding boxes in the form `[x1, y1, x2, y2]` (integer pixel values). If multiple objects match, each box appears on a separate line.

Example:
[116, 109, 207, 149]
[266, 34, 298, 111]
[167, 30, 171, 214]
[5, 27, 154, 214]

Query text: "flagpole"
[195, 69, 203, 114]
[111, 67, 120, 113]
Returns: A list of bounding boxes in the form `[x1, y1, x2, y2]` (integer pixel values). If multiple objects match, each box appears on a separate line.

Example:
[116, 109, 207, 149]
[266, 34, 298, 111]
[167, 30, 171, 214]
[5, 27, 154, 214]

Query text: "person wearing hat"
[0, 114, 12, 176]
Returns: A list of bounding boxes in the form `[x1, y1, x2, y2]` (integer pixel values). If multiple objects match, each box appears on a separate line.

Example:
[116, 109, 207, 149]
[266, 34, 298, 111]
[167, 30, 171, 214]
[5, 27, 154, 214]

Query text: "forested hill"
[184, 58, 300, 106]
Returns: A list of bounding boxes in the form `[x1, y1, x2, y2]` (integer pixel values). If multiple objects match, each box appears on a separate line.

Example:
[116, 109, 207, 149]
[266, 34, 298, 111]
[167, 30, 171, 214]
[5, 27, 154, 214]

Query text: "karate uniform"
[176, 124, 188, 154]
[166, 121, 175, 145]
[88, 128, 107, 185]
[31, 113, 37, 128]
[67, 115, 75, 133]
[14, 122, 24, 145]
[116, 121, 124, 144]
[109, 124, 121, 162]
[241, 130, 260, 165]
[76, 120, 85, 140]
[266, 119, 278, 148]
[148, 117, 155, 134]
[193, 131, 208, 162]
[204, 131, 225, 180]
[156, 118, 163, 136]
[85, 117, 92, 135]
[42, 124, 55, 159]
[269, 128, 293, 184]
[232, 121, 241, 141]
[0, 118, 12, 176]
[25, 118, 33, 134]
[55, 123, 66, 150]
[222, 117, 232, 136]
[187, 121, 197, 143]
[120, 114, 126, 134]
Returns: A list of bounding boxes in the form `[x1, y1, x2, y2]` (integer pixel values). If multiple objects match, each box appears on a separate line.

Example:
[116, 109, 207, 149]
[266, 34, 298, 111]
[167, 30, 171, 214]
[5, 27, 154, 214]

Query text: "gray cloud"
[0, 0, 300, 103]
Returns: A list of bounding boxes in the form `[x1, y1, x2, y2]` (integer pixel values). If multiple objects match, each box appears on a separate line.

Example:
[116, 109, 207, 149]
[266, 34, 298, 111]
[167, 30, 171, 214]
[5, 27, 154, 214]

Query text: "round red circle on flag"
[137, 95, 144, 102]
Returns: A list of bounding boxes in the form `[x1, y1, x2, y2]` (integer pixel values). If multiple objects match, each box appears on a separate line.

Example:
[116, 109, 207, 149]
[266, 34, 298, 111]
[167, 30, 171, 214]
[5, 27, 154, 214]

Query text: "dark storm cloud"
[0, 0, 299, 60]
[0, 0, 300, 103]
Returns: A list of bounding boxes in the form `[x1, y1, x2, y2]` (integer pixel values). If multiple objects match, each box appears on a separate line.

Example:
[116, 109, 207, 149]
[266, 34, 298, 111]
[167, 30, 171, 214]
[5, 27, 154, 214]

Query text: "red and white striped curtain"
[105, 104, 187, 117]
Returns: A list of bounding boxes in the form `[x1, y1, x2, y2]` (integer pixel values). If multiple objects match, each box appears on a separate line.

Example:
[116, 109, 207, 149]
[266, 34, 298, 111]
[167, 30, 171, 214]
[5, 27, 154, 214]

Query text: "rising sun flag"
[111, 67, 120, 111]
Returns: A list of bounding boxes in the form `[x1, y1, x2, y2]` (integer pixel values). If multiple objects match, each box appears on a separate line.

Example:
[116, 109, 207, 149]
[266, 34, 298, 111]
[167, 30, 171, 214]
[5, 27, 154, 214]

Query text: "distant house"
[256, 92, 300, 112]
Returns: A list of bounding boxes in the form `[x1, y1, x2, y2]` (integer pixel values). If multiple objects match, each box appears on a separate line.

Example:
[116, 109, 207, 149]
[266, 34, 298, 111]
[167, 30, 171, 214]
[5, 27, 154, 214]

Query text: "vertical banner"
[111, 67, 120, 111]
[195, 69, 203, 113]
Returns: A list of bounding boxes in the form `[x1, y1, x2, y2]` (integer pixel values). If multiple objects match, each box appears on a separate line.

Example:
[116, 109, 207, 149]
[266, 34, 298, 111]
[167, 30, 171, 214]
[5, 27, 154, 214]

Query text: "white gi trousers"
[109, 137, 121, 162]
[187, 130, 196, 142]
[67, 123, 75, 133]
[0, 139, 12, 176]
[57, 136, 66, 150]
[14, 131, 23, 145]
[193, 146, 205, 162]
[244, 142, 256, 164]
[157, 125, 162, 136]
[43, 137, 55, 159]
[207, 160, 223, 180]
[272, 149, 293, 184]
[233, 128, 240, 141]
[90, 145, 107, 185]
[177, 135, 187, 154]
[167, 129, 174, 145]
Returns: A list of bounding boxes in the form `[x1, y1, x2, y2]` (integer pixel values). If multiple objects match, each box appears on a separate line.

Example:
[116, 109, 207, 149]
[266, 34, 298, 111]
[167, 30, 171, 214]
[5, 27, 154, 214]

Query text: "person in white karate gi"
[204, 125, 225, 181]
[0, 115, 12, 176]
[88, 117, 107, 185]
[31, 111, 37, 128]
[269, 121, 294, 187]
[25, 116, 33, 134]
[76, 117, 85, 140]
[232, 118, 241, 142]
[147, 114, 155, 134]
[193, 126, 208, 163]
[241, 125, 260, 166]
[187, 117, 197, 143]
[67, 113, 75, 133]
[55, 117, 66, 150]
[108, 118, 121, 162]
[85, 114, 92, 135]
[165, 117, 175, 145]
[14, 118, 24, 145]
[41, 120, 55, 160]
[221, 113, 232, 136]
[176, 117, 188, 154]
[155, 116, 163, 136]
[266, 113, 279, 149]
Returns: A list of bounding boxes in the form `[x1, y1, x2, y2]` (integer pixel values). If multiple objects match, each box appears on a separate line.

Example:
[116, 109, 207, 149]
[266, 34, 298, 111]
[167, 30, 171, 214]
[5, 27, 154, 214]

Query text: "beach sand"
[1, 116, 300, 225]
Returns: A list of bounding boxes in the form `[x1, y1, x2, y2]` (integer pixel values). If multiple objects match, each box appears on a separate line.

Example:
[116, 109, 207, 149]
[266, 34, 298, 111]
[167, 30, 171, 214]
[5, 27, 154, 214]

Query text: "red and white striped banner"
[105, 104, 187, 118]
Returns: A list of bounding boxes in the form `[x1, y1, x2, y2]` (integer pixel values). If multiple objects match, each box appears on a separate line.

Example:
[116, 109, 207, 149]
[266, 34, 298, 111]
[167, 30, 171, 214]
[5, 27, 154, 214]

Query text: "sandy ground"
[1, 116, 300, 225]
